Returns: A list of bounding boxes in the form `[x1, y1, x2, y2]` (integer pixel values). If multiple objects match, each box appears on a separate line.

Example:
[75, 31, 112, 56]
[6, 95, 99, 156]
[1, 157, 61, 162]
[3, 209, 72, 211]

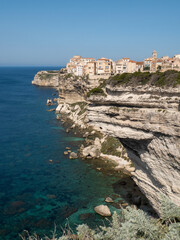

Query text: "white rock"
[94, 205, 111, 217]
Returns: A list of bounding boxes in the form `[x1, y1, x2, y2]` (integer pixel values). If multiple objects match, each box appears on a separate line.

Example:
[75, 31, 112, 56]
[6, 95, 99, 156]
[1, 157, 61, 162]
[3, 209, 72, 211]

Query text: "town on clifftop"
[66, 51, 180, 77]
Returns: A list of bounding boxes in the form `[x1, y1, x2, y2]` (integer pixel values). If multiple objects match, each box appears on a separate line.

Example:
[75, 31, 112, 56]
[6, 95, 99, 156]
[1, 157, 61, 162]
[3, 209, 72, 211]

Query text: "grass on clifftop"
[108, 70, 180, 87]
[46, 70, 59, 73]
[39, 73, 58, 80]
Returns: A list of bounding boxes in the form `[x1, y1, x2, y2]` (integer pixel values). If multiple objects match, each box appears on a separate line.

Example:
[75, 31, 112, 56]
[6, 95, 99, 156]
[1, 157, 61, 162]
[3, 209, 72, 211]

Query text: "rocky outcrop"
[56, 101, 134, 174]
[32, 71, 59, 87]
[69, 152, 78, 159]
[87, 84, 180, 214]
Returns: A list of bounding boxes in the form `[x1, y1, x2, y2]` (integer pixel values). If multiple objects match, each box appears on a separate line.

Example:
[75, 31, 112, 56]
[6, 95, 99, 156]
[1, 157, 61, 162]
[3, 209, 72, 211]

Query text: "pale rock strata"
[33, 70, 180, 214]
[87, 85, 180, 214]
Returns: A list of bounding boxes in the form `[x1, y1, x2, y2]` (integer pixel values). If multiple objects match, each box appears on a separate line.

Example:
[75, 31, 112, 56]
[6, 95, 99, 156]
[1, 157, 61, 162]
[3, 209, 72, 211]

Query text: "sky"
[0, 0, 180, 66]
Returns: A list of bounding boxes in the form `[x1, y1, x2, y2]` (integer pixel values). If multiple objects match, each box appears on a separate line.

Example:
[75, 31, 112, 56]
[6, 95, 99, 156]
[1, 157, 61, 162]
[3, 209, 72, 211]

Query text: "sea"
[0, 67, 150, 239]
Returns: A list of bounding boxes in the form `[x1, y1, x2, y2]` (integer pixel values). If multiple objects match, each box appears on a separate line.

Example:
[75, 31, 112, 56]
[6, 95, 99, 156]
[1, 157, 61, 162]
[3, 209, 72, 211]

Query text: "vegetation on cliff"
[87, 87, 106, 97]
[86, 70, 180, 99]
[21, 195, 180, 240]
[101, 136, 127, 159]
[108, 70, 180, 87]
[38, 72, 58, 80]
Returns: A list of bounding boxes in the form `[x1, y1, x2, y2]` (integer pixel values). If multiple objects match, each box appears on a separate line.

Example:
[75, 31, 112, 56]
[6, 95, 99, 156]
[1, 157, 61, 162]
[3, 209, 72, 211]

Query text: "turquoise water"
[0, 67, 150, 239]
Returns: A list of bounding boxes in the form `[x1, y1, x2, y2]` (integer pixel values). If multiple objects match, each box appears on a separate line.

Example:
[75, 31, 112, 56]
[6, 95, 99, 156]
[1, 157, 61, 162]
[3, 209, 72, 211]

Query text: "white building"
[174, 54, 180, 59]
[75, 65, 84, 76]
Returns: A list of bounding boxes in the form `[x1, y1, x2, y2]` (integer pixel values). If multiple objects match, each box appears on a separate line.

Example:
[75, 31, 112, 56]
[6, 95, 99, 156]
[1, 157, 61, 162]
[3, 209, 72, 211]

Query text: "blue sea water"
[0, 67, 147, 239]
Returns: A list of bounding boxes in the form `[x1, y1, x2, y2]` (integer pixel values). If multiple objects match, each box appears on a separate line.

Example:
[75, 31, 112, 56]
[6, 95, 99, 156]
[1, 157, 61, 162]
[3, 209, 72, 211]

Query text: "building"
[127, 60, 137, 73]
[136, 62, 144, 72]
[143, 50, 158, 72]
[84, 61, 96, 75]
[115, 59, 140, 74]
[152, 50, 157, 59]
[115, 59, 125, 74]
[174, 54, 180, 59]
[66, 56, 96, 76]
[96, 58, 113, 75]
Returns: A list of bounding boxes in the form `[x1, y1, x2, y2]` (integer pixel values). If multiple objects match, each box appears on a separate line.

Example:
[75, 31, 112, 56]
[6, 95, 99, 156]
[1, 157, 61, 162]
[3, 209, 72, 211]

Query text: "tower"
[152, 50, 157, 59]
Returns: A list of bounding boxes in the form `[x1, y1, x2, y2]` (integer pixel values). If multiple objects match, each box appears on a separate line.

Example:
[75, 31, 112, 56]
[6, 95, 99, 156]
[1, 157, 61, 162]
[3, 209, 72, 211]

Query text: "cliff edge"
[86, 72, 180, 214]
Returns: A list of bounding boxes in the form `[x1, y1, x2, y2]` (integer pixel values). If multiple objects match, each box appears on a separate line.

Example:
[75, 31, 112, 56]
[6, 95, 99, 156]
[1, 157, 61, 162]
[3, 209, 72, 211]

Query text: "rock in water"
[69, 152, 78, 159]
[94, 205, 111, 217]
[105, 197, 114, 203]
[47, 99, 53, 105]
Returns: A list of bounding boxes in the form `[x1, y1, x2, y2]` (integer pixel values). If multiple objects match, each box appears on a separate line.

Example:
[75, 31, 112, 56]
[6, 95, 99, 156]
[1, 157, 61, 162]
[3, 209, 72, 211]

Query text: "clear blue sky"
[0, 0, 180, 66]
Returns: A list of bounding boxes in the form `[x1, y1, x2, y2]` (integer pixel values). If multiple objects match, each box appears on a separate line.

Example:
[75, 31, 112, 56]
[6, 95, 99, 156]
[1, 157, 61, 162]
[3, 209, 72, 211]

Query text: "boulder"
[47, 99, 53, 105]
[94, 205, 111, 217]
[83, 132, 89, 137]
[47, 108, 55, 112]
[69, 152, 78, 159]
[105, 197, 114, 203]
[82, 145, 101, 158]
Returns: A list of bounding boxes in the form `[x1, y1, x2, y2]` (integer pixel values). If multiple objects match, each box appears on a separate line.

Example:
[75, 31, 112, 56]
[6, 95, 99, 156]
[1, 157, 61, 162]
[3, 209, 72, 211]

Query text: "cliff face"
[33, 70, 180, 214]
[87, 85, 180, 213]
[32, 71, 100, 103]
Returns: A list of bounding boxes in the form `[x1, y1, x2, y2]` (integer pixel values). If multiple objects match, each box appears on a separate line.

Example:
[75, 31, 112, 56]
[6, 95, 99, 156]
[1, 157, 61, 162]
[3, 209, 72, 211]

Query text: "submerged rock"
[69, 152, 78, 159]
[105, 197, 114, 203]
[47, 108, 55, 112]
[79, 213, 95, 221]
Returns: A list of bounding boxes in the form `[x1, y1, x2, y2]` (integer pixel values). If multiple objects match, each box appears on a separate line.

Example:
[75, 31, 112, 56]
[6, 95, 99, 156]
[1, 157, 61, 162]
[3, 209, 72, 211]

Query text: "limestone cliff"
[33, 70, 180, 214]
[87, 84, 180, 214]
[32, 71, 59, 87]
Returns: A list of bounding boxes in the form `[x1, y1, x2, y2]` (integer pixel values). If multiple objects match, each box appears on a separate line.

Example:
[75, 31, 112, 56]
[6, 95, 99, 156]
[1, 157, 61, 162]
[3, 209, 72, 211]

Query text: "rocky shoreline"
[56, 101, 135, 176]
[44, 93, 155, 218]
[32, 70, 180, 215]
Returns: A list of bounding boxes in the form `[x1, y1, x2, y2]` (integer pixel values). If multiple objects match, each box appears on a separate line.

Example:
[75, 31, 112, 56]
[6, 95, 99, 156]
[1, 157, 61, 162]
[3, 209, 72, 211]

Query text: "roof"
[97, 58, 110, 61]
[82, 57, 96, 60]
[136, 62, 144, 65]
[144, 58, 153, 61]
[129, 60, 136, 63]
[87, 61, 96, 64]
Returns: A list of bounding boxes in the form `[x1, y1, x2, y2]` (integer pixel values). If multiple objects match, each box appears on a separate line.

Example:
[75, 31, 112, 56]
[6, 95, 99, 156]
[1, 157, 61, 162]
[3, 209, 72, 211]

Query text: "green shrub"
[46, 70, 59, 73]
[87, 87, 106, 97]
[39, 73, 56, 80]
[64, 73, 73, 79]
[108, 70, 180, 87]
[101, 136, 123, 157]
[21, 196, 180, 240]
